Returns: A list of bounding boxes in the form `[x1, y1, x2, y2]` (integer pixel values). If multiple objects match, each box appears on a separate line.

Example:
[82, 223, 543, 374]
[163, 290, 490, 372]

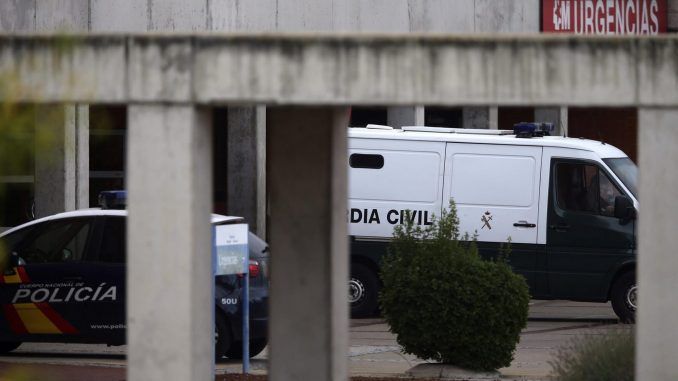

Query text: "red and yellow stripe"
[0, 267, 31, 284]
[3, 303, 78, 335]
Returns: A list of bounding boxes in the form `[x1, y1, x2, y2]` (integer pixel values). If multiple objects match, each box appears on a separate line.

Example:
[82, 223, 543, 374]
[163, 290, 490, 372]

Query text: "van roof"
[348, 126, 628, 159]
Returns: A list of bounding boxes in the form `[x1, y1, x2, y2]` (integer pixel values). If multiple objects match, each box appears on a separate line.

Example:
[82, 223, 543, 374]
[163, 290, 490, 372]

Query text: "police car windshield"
[603, 157, 637, 198]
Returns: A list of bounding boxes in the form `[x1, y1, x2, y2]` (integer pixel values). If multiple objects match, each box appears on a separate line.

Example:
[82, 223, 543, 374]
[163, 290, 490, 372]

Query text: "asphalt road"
[0, 300, 626, 380]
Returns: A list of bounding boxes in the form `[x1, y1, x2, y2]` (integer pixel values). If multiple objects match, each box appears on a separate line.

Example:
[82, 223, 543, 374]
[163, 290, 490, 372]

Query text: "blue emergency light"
[513, 122, 555, 138]
[98, 190, 127, 209]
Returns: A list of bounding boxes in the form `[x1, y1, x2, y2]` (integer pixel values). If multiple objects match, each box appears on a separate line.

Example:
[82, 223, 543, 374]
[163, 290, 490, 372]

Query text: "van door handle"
[549, 223, 570, 232]
[513, 221, 536, 228]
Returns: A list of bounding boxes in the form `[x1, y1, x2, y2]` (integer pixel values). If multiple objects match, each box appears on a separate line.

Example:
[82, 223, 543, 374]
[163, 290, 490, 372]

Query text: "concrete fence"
[0, 33, 677, 380]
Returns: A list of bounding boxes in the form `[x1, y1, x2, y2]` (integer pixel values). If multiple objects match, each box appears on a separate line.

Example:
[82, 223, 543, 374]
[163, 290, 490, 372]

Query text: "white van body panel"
[347, 127, 634, 243]
[348, 138, 445, 238]
[444, 143, 542, 245]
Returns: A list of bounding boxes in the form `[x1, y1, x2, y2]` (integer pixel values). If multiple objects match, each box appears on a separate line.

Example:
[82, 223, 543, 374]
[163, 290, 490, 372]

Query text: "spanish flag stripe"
[35, 303, 79, 334]
[2, 305, 28, 334]
[16, 267, 30, 283]
[14, 303, 61, 334]
[1, 271, 22, 284]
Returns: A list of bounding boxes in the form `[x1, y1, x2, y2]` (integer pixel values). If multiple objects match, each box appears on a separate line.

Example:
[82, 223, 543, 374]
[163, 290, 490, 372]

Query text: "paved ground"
[0, 300, 625, 380]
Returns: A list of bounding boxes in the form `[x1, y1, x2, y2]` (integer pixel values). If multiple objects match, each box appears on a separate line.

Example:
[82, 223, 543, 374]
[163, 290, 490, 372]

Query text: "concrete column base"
[463, 107, 489, 129]
[387, 106, 424, 128]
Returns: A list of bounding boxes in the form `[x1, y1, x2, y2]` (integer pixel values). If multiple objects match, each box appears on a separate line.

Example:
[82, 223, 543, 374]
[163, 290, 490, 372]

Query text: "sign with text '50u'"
[543, 0, 667, 35]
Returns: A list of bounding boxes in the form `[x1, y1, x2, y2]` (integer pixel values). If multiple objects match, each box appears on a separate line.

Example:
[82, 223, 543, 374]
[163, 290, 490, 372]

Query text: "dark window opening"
[425, 107, 463, 128]
[89, 105, 127, 207]
[349, 107, 387, 127]
[499, 107, 535, 130]
[350, 154, 384, 169]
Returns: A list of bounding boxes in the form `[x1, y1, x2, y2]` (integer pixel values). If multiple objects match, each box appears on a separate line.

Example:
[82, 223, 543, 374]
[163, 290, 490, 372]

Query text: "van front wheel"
[349, 264, 379, 318]
[611, 271, 636, 324]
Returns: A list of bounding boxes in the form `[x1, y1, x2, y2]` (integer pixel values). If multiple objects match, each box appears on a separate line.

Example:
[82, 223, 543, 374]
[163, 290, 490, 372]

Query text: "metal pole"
[243, 225, 250, 373]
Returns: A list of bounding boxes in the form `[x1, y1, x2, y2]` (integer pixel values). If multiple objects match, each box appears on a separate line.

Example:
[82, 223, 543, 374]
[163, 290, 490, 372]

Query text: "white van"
[348, 124, 638, 322]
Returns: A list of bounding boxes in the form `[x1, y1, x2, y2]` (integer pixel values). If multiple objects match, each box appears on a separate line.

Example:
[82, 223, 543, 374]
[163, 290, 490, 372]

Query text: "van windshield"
[603, 158, 637, 198]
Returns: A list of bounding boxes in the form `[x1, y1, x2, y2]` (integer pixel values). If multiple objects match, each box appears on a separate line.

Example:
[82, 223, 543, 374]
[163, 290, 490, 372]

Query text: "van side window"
[349, 154, 384, 169]
[555, 162, 622, 216]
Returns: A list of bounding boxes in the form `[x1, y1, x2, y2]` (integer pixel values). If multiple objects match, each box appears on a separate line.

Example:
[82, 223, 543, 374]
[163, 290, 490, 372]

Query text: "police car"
[0, 191, 269, 358]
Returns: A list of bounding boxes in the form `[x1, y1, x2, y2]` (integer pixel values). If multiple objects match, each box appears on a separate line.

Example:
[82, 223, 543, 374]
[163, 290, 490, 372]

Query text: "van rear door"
[443, 143, 542, 290]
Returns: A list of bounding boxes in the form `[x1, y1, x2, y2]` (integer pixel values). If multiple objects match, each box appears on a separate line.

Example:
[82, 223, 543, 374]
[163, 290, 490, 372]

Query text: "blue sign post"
[213, 224, 250, 374]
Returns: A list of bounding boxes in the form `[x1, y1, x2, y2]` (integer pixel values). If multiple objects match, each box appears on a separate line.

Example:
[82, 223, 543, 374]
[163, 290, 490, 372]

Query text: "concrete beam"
[1, 35, 678, 106]
[127, 105, 213, 381]
[267, 107, 349, 381]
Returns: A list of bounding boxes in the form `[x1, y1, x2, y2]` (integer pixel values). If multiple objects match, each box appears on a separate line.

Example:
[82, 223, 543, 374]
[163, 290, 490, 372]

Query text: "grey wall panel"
[0, 0, 36, 32]
[35, 0, 88, 32]
[208, 0, 277, 32]
[277, 0, 335, 32]
[408, 0, 475, 33]
[90, 0, 148, 32]
[148, 0, 207, 31]
[474, 0, 540, 33]
[337, 0, 410, 32]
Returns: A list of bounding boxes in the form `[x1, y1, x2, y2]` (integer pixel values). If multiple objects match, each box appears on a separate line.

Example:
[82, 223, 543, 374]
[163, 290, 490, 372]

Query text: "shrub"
[550, 329, 634, 381]
[379, 201, 529, 371]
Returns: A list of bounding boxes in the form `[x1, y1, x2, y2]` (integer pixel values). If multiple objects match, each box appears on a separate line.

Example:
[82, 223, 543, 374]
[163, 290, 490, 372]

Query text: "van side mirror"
[614, 196, 636, 221]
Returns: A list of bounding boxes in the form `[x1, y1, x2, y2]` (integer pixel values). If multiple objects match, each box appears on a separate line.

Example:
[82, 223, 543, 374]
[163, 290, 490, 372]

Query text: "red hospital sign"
[542, 0, 667, 35]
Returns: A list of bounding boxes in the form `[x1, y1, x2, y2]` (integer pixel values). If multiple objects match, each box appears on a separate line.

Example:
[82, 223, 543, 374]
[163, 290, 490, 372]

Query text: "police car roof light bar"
[99, 190, 127, 209]
[513, 122, 555, 138]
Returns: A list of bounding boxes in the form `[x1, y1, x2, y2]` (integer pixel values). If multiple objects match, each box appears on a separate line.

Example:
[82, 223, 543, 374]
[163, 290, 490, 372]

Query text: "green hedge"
[379, 202, 529, 371]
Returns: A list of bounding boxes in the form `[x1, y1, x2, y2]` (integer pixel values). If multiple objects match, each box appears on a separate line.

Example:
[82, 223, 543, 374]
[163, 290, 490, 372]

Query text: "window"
[90, 106, 127, 207]
[555, 162, 622, 216]
[98, 217, 126, 263]
[349, 107, 387, 127]
[349, 154, 384, 169]
[20, 219, 92, 264]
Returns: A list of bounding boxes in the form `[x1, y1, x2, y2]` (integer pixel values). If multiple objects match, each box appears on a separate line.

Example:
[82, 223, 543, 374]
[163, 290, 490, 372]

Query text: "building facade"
[0, 0, 676, 231]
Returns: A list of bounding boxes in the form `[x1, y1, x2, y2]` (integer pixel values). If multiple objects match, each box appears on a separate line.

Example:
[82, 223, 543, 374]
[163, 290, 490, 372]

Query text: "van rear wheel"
[350, 264, 379, 318]
[611, 272, 636, 324]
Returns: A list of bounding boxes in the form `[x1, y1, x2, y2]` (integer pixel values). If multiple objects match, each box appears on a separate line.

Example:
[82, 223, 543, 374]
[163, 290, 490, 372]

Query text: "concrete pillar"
[267, 107, 349, 381]
[637, 108, 678, 381]
[226, 106, 267, 237]
[489, 106, 499, 130]
[387, 106, 424, 128]
[463, 107, 490, 129]
[559, 106, 569, 137]
[127, 105, 213, 381]
[73, 105, 89, 209]
[34, 104, 89, 217]
[534, 107, 567, 136]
